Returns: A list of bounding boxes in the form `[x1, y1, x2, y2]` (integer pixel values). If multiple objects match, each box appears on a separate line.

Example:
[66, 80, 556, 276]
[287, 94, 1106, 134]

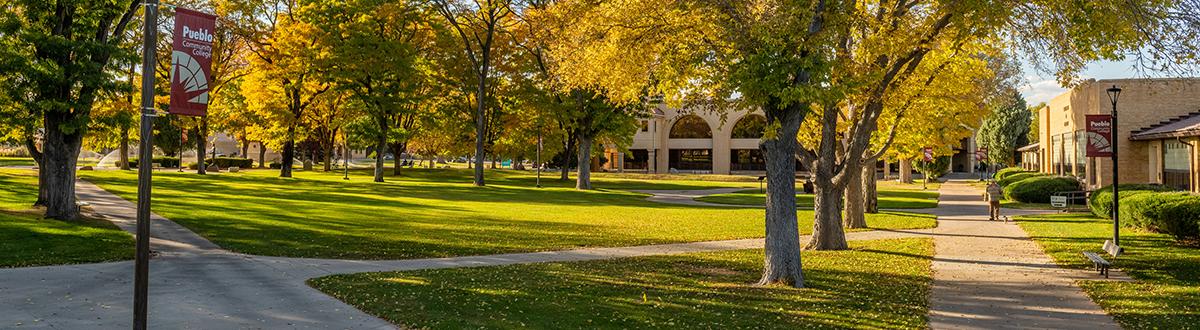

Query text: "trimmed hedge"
[1088, 184, 1173, 219]
[1119, 192, 1200, 240]
[210, 157, 253, 169]
[997, 172, 1045, 188]
[994, 167, 1030, 181]
[1003, 175, 1081, 203]
[127, 157, 180, 168]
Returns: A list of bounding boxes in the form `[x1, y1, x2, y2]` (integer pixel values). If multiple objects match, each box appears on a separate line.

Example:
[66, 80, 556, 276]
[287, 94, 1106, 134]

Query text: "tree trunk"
[323, 143, 333, 172]
[280, 126, 295, 177]
[843, 162, 867, 228]
[899, 158, 913, 184]
[258, 142, 267, 169]
[374, 131, 386, 183]
[560, 132, 575, 181]
[119, 124, 131, 170]
[757, 107, 804, 288]
[576, 134, 593, 190]
[808, 182, 849, 250]
[864, 163, 879, 214]
[196, 118, 207, 175]
[25, 136, 46, 207]
[472, 73, 487, 187]
[882, 159, 891, 180]
[241, 137, 249, 160]
[391, 143, 405, 176]
[41, 114, 83, 220]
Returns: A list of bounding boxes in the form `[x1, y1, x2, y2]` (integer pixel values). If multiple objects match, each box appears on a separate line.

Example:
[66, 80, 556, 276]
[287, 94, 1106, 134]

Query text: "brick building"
[1035, 78, 1200, 191]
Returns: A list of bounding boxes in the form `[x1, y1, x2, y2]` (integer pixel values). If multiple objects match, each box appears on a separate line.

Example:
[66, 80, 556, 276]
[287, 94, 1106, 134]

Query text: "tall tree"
[976, 91, 1030, 166]
[236, 6, 330, 177]
[432, 0, 514, 186]
[308, 0, 434, 181]
[0, 0, 140, 219]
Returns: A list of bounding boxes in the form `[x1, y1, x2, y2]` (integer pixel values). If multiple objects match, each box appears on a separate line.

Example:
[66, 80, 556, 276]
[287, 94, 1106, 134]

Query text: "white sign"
[1050, 196, 1068, 208]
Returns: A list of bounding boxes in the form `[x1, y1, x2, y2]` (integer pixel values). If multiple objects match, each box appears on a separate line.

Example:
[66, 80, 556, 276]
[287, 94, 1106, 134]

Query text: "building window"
[1163, 139, 1190, 190]
[1074, 130, 1087, 180]
[625, 149, 649, 170]
[669, 149, 712, 171]
[1051, 135, 1063, 175]
[731, 115, 767, 139]
[730, 149, 765, 171]
[640, 120, 649, 132]
[669, 115, 712, 139]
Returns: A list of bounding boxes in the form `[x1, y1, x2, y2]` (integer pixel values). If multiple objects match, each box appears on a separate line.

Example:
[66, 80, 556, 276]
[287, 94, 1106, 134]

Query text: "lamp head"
[1106, 85, 1122, 105]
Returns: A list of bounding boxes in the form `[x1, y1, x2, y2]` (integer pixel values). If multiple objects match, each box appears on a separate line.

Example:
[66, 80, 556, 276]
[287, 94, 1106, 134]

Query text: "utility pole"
[134, 0, 160, 328]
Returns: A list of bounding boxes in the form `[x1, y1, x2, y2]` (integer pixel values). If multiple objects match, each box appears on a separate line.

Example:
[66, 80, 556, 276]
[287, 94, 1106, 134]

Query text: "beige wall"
[1038, 78, 1200, 188]
[619, 104, 764, 174]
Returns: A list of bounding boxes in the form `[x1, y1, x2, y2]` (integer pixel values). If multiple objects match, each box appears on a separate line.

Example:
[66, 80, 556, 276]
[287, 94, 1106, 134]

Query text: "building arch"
[669, 115, 713, 139]
[730, 114, 767, 139]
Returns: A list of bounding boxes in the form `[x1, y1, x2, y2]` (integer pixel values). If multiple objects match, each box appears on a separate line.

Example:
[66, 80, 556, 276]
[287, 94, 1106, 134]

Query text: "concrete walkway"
[924, 178, 1125, 329]
[1, 180, 923, 329]
[632, 187, 758, 207]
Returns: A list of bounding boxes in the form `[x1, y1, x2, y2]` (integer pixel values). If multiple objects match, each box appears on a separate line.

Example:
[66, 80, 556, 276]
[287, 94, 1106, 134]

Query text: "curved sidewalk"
[1, 181, 921, 329]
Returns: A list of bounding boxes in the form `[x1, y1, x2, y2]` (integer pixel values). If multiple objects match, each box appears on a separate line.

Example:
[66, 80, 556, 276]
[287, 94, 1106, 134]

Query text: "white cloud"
[1019, 78, 1068, 105]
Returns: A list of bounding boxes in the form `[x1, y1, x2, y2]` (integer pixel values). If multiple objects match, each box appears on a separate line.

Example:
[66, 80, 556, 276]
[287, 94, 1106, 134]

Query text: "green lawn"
[79, 168, 935, 259]
[0, 157, 35, 167]
[1018, 213, 1199, 328]
[696, 181, 940, 209]
[0, 169, 133, 267]
[310, 238, 933, 329]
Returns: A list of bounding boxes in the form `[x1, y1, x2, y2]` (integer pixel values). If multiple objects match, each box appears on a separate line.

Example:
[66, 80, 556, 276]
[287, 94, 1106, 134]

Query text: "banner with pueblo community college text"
[1086, 114, 1114, 157]
[169, 8, 217, 117]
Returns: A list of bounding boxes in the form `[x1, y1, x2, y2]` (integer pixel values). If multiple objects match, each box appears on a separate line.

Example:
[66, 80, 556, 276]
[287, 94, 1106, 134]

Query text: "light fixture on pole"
[1106, 85, 1122, 249]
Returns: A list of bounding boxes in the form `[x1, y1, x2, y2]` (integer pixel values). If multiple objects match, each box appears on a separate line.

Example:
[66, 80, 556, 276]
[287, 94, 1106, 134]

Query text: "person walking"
[986, 181, 1003, 221]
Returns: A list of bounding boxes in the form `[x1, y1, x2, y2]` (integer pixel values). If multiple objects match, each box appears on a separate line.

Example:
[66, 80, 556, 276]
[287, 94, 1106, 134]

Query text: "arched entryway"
[730, 114, 766, 171]
[669, 115, 713, 171]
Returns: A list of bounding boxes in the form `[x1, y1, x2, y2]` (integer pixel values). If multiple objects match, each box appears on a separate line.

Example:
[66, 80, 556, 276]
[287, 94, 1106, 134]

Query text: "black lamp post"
[1107, 85, 1122, 248]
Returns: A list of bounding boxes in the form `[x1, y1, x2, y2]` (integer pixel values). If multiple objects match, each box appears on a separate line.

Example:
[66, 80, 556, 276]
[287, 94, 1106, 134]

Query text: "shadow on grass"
[1017, 213, 1200, 328]
[310, 238, 934, 329]
[77, 170, 768, 259]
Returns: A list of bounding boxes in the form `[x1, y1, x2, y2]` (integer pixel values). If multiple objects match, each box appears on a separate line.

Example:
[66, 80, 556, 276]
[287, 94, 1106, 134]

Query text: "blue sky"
[1019, 59, 1191, 105]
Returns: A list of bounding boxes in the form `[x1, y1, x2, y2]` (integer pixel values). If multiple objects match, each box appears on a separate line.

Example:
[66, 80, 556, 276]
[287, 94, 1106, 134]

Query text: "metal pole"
[536, 123, 542, 188]
[134, 0, 159, 328]
[1111, 92, 1120, 247]
[343, 130, 349, 180]
[177, 117, 184, 172]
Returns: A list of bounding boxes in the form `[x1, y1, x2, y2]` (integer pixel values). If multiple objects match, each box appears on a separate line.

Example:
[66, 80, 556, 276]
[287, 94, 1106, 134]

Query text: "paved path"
[632, 187, 758, 207]
[925, 179, 1126, 330]
[2, 180, 923, 329]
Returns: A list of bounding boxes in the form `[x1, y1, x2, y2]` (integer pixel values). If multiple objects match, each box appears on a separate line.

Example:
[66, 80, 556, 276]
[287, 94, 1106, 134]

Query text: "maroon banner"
[922, 147, 934, 162]
[1086, 114, 1113, 157]
[975, 147, 988, 161]
[169, 8, 217, 117]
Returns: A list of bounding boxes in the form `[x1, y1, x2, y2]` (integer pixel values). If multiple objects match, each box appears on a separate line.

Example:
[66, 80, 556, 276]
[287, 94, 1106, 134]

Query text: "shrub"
[997, 172, 1045, 187]
[269, 161, 283, 169]
[994, 167, 1029, 181]
[1088, 184, 1173, 218]
[1156, 199, 1200, 240]
[1003, 175, 1081, 203]
[209, 157, 253, 169]
[1119, 192, 1200, 240]
[128, 156, 180, 168]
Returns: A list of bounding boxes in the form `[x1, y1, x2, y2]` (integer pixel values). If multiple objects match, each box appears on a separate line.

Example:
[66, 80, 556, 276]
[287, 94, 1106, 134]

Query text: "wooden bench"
[1082, 240, 1123, 278]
